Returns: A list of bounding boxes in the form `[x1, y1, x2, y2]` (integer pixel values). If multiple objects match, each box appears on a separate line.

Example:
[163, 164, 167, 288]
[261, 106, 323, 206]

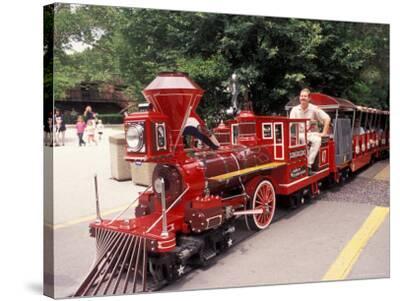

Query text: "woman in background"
[83, 106, 95, 123]
[54, 108, 66, 146]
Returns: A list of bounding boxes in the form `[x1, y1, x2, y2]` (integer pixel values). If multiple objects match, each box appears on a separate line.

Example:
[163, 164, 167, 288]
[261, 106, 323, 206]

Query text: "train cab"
[285, 93, 389, 175]
[285, 93, 355, 179]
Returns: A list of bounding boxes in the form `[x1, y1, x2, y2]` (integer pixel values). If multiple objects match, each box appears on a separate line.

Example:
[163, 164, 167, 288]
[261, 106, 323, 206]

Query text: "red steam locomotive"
[74, 72, 389, 296]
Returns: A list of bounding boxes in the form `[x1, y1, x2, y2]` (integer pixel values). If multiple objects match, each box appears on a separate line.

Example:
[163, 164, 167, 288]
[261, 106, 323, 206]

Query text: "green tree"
[46, 4, 390, 119]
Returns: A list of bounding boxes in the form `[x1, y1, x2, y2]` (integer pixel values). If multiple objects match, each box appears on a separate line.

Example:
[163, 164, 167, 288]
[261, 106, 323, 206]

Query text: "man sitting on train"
[290, 88, 331, 173]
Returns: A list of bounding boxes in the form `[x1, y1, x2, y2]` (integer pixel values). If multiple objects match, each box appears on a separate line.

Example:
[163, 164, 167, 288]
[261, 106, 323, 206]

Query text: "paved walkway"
[44, 129, 389, 297]
[45, 126, 145, 226]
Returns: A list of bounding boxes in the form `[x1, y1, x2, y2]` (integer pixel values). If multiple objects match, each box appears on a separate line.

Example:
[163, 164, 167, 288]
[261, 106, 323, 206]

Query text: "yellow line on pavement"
[322, 206, 389, 281]
[374, 165, 390, 182]
[45, 203, 131, 230]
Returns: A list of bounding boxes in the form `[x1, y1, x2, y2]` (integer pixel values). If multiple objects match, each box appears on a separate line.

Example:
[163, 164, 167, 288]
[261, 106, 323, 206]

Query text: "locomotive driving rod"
[233, 209, 264, 216]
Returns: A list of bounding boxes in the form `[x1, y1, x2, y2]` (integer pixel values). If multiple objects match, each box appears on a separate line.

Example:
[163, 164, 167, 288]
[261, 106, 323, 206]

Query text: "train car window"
[381, 115, 386, 130]
[371, 113, 375, 130]
[377, 114, 382, 131]
[262, 123, 272, 139]
[290, 123, 298, 146]
[231, 124, 239, 145]
[289, 122, 306, 147]
[275, 124, 283, 143]
[372, 112, 377, 130]
[360, 111, 366, 129]
[353, 119, 362, 135]
[364, 112, 370, 131]
[384, 114, 389, 131]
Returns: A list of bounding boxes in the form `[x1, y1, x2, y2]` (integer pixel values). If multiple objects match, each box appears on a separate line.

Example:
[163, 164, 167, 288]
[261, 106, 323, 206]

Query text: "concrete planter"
[109, 133, 131, 181]
[131, 162, 155, 187]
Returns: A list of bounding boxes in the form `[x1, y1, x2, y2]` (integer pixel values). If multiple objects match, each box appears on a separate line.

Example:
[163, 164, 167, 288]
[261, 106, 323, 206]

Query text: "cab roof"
[285, 92, 356, 111]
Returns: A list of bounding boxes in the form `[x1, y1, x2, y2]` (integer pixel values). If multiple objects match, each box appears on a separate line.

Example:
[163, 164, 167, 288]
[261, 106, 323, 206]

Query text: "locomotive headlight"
[126, 124, 144, 151]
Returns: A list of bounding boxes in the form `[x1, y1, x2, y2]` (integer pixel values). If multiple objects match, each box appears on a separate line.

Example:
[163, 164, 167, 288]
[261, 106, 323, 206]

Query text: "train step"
[202, 248, 217, 261]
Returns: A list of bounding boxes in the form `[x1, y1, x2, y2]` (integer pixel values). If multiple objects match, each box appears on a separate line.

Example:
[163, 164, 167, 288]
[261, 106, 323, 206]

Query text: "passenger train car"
[74, 72, 389, 296]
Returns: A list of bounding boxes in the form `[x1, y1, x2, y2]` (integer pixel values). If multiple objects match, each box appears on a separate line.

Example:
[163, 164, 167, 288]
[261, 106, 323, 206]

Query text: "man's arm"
[317, 109, 331, 136]
[321, 117, 331, 136]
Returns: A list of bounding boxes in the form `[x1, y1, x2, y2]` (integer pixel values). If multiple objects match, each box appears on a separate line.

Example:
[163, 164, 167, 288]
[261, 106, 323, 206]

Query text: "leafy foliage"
[47, 4, 390, 125]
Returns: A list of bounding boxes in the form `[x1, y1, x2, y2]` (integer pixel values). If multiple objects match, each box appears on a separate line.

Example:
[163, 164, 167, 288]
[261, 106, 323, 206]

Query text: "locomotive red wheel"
[248, 180, 276, 231]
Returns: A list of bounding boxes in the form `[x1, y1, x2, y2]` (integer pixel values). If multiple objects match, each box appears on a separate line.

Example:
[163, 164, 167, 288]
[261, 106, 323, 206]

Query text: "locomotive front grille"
[74, 228, 149, 296]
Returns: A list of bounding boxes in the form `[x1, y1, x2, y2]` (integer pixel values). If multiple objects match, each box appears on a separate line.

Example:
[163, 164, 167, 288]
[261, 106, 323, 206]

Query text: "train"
[74, 72, 389, 296]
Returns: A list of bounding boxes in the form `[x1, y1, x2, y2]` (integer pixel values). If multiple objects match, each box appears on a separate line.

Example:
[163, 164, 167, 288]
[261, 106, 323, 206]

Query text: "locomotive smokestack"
[142, 72, 204, 152]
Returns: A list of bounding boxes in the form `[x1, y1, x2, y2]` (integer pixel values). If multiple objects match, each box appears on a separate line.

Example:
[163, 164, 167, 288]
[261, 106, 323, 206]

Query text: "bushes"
[96, 114, 124, 124]
[63, 114, 78, 124]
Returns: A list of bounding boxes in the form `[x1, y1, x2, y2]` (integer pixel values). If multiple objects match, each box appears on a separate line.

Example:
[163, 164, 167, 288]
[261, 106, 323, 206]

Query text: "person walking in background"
[96, 119, 104, 141]
[86, 119, 97, 145]
[76, 115, 86, 146]
[70, 107, 78, 121]
[44, 112, 53, 146]
[54, 109, 66, 146]
[83, 105, 95, 123]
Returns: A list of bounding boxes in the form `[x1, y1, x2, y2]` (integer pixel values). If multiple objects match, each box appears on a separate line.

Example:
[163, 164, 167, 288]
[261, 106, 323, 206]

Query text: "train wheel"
[247, 180, 276, 231]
